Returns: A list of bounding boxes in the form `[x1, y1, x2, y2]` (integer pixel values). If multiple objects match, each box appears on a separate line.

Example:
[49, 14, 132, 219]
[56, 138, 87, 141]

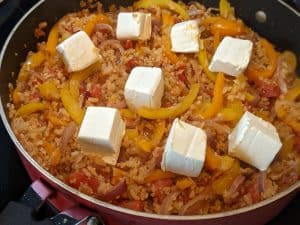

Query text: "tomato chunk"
[119, 200, 143, 211]
[65, 171, 99, 193]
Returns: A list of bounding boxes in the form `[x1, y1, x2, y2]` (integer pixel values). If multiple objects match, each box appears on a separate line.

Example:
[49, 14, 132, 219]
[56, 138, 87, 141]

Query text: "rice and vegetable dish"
[8, 0, 300, 215]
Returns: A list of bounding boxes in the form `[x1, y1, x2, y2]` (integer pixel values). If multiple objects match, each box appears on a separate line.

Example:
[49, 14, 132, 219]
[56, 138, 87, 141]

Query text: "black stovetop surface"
[0, 0, 299, 224]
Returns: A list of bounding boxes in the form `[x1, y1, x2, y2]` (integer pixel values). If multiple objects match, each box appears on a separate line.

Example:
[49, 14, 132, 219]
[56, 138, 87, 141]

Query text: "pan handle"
[0, 180, 105, 225]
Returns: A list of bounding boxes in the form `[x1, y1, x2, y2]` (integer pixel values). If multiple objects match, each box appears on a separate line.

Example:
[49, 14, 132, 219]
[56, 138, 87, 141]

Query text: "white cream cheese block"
[56, 31, 101, 72]
[124, 66, 164, 110]
[77, 107, 125, 165]
[209, 36, 253, 76]
[228, 111, 282, 171]
[161, 118, 207, 177]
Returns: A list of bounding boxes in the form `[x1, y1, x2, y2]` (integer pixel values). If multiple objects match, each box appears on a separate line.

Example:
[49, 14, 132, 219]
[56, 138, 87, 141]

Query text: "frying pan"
[0, 0, 300, 224]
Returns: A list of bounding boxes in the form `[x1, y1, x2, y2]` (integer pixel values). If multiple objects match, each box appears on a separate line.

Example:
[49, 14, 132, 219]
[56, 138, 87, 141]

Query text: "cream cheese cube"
[124, 67, 164, 110]
[161, 119, 207, 177]
[77, 107, 125, 165]
[209, 36, 253, 76]
[116, 12, 152, 40]
[170, 20, 200, 53]
[56, 31, 101, 72]
[228, 111, 282, 171]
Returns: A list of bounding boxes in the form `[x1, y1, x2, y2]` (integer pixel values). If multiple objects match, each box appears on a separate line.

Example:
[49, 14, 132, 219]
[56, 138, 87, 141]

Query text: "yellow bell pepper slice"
[176, 177, 195, 190]
[205, 146, 235, 171]
[45, 24, 59, 55]
[70, 62, 102, 82]
[198, 49, 217, 82]
[203, 17, 245, 36]
[134, 0, 189, 20]
[144, 169, 176, 183]
[138, 83, 200, 119]
[16, 102, 48, 117]
[60, 84, 84, 124]
[137, 120, 166, 152]
[121, 108, 137, 119]
[125, 128, 139, 140]
[212, 160, 240, 195]
[219, 0, 234, 18]
[84, 14, 110, 36]
[245, 38, 278, 81]
[18, 51, 46, 82]
[112, 168, 126, 185]
[38, 80, 59, 100]
[198, 73, 224, 119]
[220, 100, 244, 123]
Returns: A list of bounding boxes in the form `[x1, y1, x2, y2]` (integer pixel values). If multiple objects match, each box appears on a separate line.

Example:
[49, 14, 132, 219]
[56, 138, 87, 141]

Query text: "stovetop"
[0, 0, 299, 224]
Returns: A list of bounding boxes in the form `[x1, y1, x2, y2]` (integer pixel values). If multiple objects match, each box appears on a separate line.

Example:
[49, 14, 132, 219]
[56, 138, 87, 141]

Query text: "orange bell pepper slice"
[198, 73, 224, 119]
[245, 38, 278, 81]
[144, 169, 176, 183]
[45, 24, 59, 55]
[161, 10, 179, 64]
[138, 83, 200, 119]
[176, 177, 195, 190]
[203, 17, 245, 36]
[205, 146, 235, 171]
[84, 14, 110, 36]
[16, 102, 48, 117]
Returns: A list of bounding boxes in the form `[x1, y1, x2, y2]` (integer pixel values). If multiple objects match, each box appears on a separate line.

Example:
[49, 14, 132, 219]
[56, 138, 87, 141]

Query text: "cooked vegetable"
[134, 0, 189, 19]
[162, 10, 179, 64]
[198, 49, 217, 82]
[16, 102, 48, 117]
[198, 73, 224, 119]
[38, 80, 59, 100]
[205, 147, 235, 171]
[138, 83, 200, 119]
[45, 24, 59, 55]
[245, 39, 278, 81]
[145, 169, 176, 183]
[60, 84, 84, 124]
[137, 120, 166, 152]
[203, 17, 245, 36]
[176, 177, 195, 190]
[219, 0, 234, 18]
[84, 14, 110, 36]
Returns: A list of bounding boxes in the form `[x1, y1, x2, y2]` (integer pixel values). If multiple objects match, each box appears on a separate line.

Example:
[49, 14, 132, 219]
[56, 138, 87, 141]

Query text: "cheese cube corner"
[56, 31, 101, 72]
[170, 20, 200, 53]
[77, 107, 125, 165]
[124, 67, 164, 110]
[209, 36, 253, 76]
[228, 111, 282, 171]
[161, 118, 207, 177]
[116, 12, 152, 40]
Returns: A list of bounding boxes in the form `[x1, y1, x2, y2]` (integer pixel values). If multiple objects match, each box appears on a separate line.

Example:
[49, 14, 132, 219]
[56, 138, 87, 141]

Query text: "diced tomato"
[124, 40, 134, 50]
[125, 57, 139, 72]
[255, 79, 281, 98]
[89, 84, 101, 98]
[153, 178, 173, 202]
[119, 200, 143, 211]
[65, 171, 99, 193]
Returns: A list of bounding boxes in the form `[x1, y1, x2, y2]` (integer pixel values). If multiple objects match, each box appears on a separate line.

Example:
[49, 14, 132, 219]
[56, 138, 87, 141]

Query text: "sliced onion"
[101, 179, 127, 201]
[100, 39, 124, 53]
[94, 23, 114, 36]
[60, 122, 77, 151]
[257, 171, 266, 193]
[179, 193, 210, 215]
[227, 175, 245, 196]
[160, 191, 180, 215]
